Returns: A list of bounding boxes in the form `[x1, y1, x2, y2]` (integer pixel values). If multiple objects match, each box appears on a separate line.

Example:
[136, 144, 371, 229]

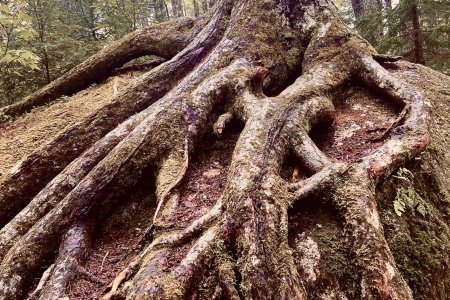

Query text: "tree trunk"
[171, 0, 184, 18]
[193, 0, 200, 17]
[350, 0, 384, 44]
[351, 0, 382, 19]
[0, 0, 449, 299]
[410, 2, 425, 64]
[201, 0, 208, 13]
[154, 0, 169, 22]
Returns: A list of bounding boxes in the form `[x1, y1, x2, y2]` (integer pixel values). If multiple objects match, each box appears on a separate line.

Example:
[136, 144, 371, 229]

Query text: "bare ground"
[0, 75, 134, 175]
[66, 125, 240, 299]
[311, 84, 402, 163]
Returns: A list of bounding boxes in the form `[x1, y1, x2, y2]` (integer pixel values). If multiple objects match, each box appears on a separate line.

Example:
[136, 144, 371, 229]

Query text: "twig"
[100, 251, 109, 273]
[372, 104, 411, 141]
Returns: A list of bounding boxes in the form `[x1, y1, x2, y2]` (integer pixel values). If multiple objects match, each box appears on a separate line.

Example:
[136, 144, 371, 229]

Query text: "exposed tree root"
[113, 57, 167, 75]
[37, 222, 92, 300]
[102, 269, 128, 300]
[0, 0, 436, 299]
[0, 1, 232, 230]
[0, 18, 199, 121]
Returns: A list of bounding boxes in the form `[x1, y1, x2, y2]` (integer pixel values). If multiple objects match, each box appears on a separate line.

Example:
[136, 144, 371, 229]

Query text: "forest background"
[0, 0, 449, 106]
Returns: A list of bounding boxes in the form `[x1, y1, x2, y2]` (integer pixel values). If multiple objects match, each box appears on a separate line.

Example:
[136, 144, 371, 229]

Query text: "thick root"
[38, 222, 92, 300]
[333, 168, 413, 299]
[358, 55, 432, 183]
[0, 2, 232, 229]
[0, 107, 152, 258]
[0, 18, 197, 121]
[123, 226, 223, 299]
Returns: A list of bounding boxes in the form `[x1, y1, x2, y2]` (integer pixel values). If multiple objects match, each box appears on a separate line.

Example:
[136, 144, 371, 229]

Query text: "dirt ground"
[311, 84, 401, 163]
[66, 128, 239, 299]
[0, 75, 134, 176]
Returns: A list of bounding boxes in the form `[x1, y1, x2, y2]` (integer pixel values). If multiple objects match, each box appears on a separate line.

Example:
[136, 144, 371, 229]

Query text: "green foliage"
[392, 167, 428, 217]
[0, 0, 210, 107]
[0, 0, 41, 104]
[1, 49, 40, 69]
[380, 0, 450, 72]
[336, 0, 450, 74]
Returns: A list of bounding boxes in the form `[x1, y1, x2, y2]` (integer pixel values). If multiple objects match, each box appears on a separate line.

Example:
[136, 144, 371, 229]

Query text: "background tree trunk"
[201, 0, 208, 13]
[0, 0, 448, 299]
[351, 0, 384, 44]
[193, 0, 200, 17]
[154, 0, 170, 22]
[171, 0, 184, 17]
[410, 2, 425, 64]
[351, 0, 382, 19]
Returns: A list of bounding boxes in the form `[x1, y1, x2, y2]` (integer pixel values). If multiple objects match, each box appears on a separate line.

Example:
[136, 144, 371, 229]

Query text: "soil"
[66, 125, 239, 299]
[163, 129, 240, 228]
[311, 84, 402, 163]
[0, 75, 135, 176]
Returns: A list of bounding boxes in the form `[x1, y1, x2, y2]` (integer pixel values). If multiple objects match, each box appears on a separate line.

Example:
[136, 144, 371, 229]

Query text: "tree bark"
[410, 2, 425, 64]
[0, 0, 449, 299]
[172, 0, 184, 18]
[351, 0, 384, 44]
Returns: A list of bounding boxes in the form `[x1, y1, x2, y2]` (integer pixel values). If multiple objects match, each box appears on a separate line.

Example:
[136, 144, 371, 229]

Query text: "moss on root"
[0, 0, 449, 299]
[375, 62, 450, 300]
[377, 157, 450, 300]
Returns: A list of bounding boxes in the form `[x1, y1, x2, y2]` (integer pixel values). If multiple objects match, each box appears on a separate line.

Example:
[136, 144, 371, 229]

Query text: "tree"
[192, 0, 200, 17]
[0, 0, 449, 299]
[350, 0, 384, 44]
[0, 0, 41, 105]
[409, 1, 424, 64]
[171, 0, 183, 17]
[345, 0, 450, 74]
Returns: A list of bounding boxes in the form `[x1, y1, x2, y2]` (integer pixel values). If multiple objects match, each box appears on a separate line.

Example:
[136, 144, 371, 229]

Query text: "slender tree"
[153, 0, 169, 22]
[410, 1, 425, 64]
[350, 0, 384, 44]
[171, 0, 183, 17]
[201, 0, 207, 13]
[192, 0, 200, 17]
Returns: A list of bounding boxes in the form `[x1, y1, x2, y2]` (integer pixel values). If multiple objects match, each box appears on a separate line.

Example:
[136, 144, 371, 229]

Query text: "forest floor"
[0, 75, 134, 175]
[67, 129, 239, 299]
[311, 84, 401, 163]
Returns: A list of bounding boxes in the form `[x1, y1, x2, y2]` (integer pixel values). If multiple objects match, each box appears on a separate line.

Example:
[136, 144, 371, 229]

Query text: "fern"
[393, 167, 428, 217]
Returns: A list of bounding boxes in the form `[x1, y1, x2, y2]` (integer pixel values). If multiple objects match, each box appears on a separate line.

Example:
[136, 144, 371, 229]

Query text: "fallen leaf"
[202, 169, 221, 178]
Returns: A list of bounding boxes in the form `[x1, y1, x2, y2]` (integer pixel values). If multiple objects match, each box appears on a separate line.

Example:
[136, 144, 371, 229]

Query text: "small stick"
[101, 269, 128, 300]
[372, 104, 411, 141]
[100, 251, 109, 273]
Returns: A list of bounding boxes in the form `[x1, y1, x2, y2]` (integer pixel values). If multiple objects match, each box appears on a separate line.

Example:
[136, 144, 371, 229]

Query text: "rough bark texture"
[0, 0, 449, 299]
[410, 3, 425, 64]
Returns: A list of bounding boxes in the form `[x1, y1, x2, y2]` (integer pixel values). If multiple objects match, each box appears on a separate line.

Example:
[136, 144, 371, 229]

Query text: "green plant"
[393, 167, 428, 217]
